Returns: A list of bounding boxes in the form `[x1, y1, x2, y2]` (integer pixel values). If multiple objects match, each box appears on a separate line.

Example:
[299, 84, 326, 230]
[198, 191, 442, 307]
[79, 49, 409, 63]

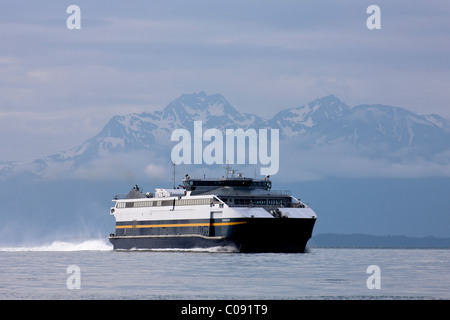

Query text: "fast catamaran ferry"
[108, 171, 317, 252]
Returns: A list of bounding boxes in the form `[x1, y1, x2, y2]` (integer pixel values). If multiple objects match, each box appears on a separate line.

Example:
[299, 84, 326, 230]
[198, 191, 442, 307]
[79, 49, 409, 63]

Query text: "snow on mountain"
[268, 95, 350, 138]
[1, 91, 450, 179]
[421, 114, 450, 132]
[272, 96, 450, 159]
[160, 91, 266, 129]
[324, 103, 450, 157]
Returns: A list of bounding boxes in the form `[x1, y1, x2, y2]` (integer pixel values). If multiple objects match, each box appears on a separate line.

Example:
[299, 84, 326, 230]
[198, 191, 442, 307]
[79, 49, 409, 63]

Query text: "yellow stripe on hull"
[116, 221, 247, 229]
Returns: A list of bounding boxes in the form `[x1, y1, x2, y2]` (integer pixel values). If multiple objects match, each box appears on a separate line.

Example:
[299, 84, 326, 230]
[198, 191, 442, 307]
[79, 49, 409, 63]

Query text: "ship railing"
[113, 194, 127, 200]
[269, 190, 291, 195]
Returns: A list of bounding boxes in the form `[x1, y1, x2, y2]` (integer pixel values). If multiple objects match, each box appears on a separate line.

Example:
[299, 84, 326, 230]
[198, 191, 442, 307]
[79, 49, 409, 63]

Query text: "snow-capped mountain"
[273, 95, 450, 158]
[1, 92, 450, 179]
[68, 92, 267, 162]
[268, 95, 351, 138]
[160, 91, 267, 130]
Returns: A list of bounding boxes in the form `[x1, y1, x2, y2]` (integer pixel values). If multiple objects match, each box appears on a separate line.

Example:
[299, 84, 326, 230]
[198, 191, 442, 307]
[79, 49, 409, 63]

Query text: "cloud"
[276, 141, 450, 182]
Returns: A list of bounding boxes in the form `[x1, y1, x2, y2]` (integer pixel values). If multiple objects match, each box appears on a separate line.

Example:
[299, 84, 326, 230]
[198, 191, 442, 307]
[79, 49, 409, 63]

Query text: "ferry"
[108, 173, 317, 252]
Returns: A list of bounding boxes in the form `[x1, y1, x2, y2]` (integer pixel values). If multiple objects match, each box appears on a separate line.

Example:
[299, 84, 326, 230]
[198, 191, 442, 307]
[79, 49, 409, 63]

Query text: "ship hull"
[108, 217, 316, 253]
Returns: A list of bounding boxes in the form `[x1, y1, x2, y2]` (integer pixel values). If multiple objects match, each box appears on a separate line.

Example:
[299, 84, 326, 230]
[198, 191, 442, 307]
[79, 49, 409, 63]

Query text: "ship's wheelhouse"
[182, 177, 272, 192]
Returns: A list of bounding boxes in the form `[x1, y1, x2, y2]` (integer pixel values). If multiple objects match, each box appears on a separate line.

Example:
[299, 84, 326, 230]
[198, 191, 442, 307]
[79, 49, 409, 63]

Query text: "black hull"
[109, 217, 316, 253]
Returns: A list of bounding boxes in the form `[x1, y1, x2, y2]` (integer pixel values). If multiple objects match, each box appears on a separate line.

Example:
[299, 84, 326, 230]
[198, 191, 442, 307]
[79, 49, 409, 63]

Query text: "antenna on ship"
[172, 162, 176, 189]
[224, 161, 232, 178]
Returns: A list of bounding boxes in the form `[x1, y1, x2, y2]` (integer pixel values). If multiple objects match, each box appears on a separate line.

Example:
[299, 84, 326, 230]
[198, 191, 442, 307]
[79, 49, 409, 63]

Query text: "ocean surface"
[0, 239, 449, 300]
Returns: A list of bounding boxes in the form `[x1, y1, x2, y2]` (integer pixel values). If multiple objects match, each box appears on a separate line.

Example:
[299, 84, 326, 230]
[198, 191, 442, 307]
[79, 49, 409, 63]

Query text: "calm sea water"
[0, 239, 449, 300]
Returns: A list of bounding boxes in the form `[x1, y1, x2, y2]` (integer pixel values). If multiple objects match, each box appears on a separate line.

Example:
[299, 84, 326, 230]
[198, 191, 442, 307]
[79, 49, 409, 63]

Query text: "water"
[1, 239, 449, 300]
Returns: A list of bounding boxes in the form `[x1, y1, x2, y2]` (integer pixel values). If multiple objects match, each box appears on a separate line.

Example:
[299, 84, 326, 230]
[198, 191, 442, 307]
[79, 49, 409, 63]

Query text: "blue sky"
[1, 1, 449, 161]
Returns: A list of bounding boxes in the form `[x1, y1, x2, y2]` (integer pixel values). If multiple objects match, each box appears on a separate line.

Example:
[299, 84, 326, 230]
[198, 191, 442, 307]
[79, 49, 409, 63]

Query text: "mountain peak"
[269, 94, 351, 138]
[163, 92, 225, 115]
[311, 94, 344, 104]
[160, 91, 257, 128]
[166, 91, 228, 110]
[308, 94, 350, 112]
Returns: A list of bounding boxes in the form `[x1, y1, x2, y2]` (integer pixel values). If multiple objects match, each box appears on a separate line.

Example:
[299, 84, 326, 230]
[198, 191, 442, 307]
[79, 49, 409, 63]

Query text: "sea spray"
[0, 238, 113, 252]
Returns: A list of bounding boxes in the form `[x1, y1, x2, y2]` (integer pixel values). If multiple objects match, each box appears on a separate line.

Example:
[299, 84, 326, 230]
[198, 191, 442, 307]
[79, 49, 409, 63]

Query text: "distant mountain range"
[1, 91, 450, 179]
[309, 233, 450, 248]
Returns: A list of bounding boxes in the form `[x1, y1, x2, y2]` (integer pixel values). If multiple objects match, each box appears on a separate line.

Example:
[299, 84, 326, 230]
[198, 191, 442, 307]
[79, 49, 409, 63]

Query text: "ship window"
[135, 201, 143, 207]
[185, 198, 209, 205]
[139, 201, 153, 207]
[161, 200, 173, 206]
[235, 198, 251, 205]
[268, 199, 285, 206]
[127, 198, 216, 207]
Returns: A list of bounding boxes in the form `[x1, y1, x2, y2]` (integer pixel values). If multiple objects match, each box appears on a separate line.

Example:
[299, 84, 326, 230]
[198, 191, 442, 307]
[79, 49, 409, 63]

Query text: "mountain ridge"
[1, 92, 450, 179]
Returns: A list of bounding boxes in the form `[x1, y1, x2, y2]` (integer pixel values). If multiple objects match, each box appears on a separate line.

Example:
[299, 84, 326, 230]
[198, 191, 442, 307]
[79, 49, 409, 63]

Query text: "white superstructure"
[108, 176, 317, 252]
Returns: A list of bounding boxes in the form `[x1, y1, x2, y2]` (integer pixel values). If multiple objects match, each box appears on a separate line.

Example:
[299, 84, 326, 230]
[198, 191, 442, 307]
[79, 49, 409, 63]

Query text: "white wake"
[0, 238, 113, 252]
[133, 246, 239, 253]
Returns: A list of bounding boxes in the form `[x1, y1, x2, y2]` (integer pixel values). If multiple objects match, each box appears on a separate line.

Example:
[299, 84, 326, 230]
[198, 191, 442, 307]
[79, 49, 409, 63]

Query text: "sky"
[1, 1, 450, 161]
